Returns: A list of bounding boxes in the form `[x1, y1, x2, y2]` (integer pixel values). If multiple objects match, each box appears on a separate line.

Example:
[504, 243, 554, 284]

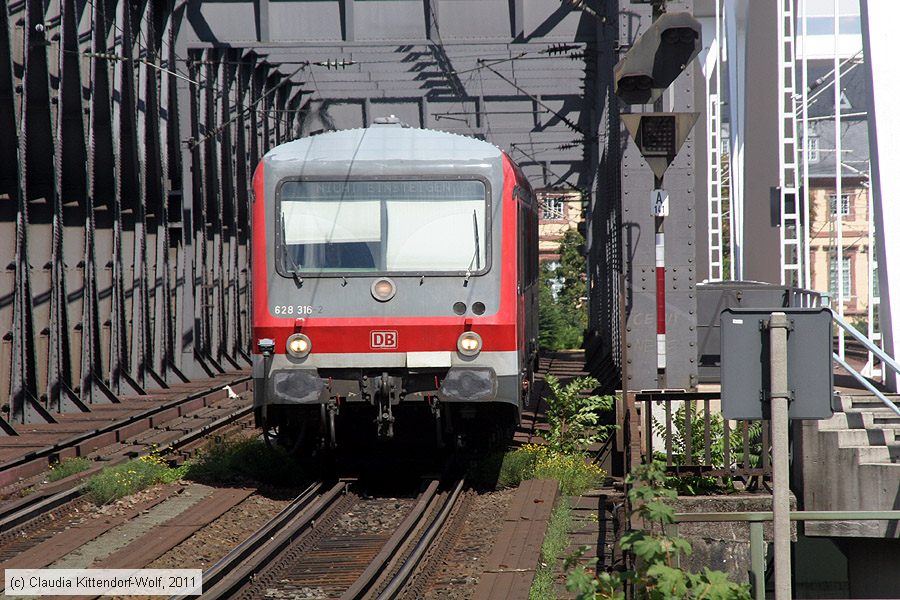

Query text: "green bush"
[47, 457, 92, 482]
[539, 228, 587, 351]
[86, 454, 186, 505]
[653, 402, 763, 495]
[186, 438, 307, 486]
[543, 374, 616, 454]
[496, 447, 539, 488]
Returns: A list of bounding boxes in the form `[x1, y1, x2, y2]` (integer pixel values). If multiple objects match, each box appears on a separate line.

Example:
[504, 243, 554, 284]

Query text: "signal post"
[613, 5, 702, 390]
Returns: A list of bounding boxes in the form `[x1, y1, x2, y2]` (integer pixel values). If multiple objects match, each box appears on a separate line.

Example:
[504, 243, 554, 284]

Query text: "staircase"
[800, 392, 900, 538]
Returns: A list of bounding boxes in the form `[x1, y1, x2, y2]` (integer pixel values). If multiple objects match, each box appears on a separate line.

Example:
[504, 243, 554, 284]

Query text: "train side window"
[518, 204, 526, 286]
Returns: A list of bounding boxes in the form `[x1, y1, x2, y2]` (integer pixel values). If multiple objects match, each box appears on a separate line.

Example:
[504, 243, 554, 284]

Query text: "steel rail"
[157, 403, 255, 455]
[340, 480, 441, 599]
[374, 478, 466, 600]
[0, 399, 253, 535]
[833, 353, 900, 416]
[0, 485, 85, 534]
[0, 375, 251, 477]
[189, 480, 348, 600]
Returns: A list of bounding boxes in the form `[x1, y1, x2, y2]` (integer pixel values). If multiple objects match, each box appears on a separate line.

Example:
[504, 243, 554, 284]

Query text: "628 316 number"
[272, 305, 322, 315]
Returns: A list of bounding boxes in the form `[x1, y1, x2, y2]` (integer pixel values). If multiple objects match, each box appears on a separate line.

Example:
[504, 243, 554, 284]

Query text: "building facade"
[803, 55, 875, 327]
[538, 190, 583, 264]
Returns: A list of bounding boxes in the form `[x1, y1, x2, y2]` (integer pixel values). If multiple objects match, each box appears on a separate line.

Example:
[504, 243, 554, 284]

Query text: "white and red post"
[652, 185, 668, 388]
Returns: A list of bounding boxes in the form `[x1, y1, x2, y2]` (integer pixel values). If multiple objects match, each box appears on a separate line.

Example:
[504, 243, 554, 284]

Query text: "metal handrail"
[831, 309, 900, 376]
[833, 353, 900, 416]
[829, 309, 900, 416]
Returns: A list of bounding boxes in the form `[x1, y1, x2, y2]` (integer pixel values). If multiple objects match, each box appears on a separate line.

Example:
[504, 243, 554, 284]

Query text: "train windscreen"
[278, 179, 488, 274]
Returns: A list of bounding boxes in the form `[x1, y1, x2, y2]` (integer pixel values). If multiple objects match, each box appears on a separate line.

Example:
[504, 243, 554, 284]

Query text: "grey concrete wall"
[671, 494, 797, 585]
[800, 418, 900, 538]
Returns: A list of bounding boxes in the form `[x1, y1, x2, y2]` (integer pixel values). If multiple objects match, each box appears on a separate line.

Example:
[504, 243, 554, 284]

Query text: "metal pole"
[866, 158, 879, 379]
[834, 0, 845, 359]
[769, 312, 792, 600]
[651, 3, 666, 389]
[801, 0, 811, 290]
[656, 190, 666, 389]
[750, 521, 766, 600]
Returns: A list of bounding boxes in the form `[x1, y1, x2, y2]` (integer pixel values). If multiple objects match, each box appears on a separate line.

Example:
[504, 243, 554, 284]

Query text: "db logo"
[370, 330, 398, 349]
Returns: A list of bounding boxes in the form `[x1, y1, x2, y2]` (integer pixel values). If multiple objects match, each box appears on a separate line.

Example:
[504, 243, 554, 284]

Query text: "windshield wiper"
[464, 210, 481, 285]
[280, 219, 304, 286]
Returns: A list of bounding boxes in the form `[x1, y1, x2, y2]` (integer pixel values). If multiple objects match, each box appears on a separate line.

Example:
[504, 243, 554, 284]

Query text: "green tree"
[539, 263, 580, 350]
[538, 227, 587, 351]
[557, 227, 588, 331]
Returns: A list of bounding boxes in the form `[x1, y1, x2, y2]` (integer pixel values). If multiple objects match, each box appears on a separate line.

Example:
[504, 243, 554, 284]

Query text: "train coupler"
[429, 397, 444, 448]
[376, 401, 395, 439]
[375, 372, 395, 439]
[321, 400, 339, 449]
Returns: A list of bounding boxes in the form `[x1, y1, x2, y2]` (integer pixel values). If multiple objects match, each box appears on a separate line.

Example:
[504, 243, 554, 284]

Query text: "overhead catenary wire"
[509, 144, 582, 192]
[83, 0, 204, 90]
[69, 50, 202, 86]
[84, 0, 306, 117]
[189, 62, 309, 149]
[479, 61, 584, 134]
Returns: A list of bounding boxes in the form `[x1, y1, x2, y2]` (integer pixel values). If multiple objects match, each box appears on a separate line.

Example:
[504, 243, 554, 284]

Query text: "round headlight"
[457, 331, 483, 356]
[371, 277, 396, 302]
[286, 333, 311, 358]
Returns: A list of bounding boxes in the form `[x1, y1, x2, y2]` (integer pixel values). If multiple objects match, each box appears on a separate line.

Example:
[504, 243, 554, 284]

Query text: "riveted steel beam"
[48, 0, 89, 417]
[17, 0, 57, 425]
[82, 0, 120, 409]
[109, 0, 145, 397]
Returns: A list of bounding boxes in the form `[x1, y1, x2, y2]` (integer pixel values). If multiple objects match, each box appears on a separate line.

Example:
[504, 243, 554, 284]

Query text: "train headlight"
[286, 333, 312, 358]
[457, 331, 482, 356]
[371, 277, 396, 302]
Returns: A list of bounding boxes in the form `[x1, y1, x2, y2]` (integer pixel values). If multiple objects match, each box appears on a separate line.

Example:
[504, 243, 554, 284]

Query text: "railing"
[668, 510, 900, 600]
[634, 391, 772, 481]
[627, 303, 900, 479]
[831, 309, 900, 416]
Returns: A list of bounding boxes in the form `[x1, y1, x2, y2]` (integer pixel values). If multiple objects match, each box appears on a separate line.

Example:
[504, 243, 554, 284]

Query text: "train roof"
[263, 122, 503, 172]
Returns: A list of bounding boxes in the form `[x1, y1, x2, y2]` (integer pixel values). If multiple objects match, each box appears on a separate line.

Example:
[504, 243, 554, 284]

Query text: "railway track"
[0, 375, 252, 488]
[0, 377, 254, 559]
[193, 478, 468, 600]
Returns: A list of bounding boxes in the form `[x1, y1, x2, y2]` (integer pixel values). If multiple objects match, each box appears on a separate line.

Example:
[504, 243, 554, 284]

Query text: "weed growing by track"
[83, 439, 309, 505]
[497, 444, 605, 496]
[186, 438, 308, 486]
[470, 375, 611, 493]
[86, 454, 187, 505]
[529, 498, 572, 600]
[565, 464, 752, 599]
[543, 374, 615, 454]
[47, 457, 92, 482]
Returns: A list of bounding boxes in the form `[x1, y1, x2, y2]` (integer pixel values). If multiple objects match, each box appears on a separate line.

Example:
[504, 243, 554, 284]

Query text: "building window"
[872, 267, 880, 299]
[804, 15, 862, 36]
[807, 136, 819, 163]
[829, 255, 852, 299]
[541, 197, 565, 221]
[829, 193, 850, 217]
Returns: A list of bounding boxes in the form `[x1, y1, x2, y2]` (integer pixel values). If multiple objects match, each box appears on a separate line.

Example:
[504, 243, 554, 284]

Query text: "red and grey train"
[251, 119, 539, 448]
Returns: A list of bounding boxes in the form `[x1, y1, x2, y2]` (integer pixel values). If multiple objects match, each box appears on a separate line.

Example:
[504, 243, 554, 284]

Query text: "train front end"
[251, 123, 534, 449]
